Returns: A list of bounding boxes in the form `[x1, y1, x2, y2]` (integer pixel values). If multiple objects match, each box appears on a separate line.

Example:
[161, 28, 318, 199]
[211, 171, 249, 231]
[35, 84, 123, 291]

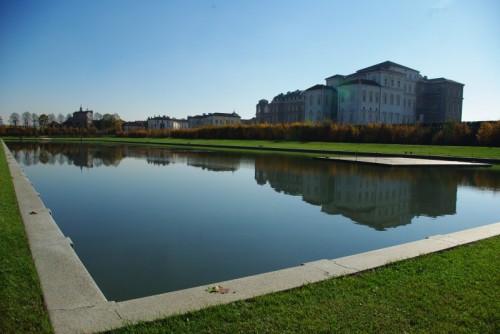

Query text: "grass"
[0, 142, 52, 333]
[109, 236, 500, 334]
[1, 137, 499, 333]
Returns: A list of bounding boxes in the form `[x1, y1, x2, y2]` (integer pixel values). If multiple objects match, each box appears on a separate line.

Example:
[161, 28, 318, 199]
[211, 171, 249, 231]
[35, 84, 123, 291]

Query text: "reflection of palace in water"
[254, 156, 463, 230]
[8, 142, 499, 230]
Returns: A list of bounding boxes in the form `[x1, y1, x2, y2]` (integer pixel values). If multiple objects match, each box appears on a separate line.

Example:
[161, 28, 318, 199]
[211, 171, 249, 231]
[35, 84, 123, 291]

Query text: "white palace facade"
[257, 61, 464, 125]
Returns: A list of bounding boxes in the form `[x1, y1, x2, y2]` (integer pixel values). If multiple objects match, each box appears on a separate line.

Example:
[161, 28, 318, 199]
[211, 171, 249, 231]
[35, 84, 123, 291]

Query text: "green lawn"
[1, 138, 499, 333]
[0, 142, 52, 334]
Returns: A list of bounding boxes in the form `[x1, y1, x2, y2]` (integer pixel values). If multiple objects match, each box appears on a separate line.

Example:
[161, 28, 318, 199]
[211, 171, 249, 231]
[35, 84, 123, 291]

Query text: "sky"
[1, 0, 499, 124]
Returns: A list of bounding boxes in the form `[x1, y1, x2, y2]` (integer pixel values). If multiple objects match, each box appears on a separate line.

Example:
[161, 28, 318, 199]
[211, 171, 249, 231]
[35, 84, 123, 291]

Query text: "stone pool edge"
[3, 141, 500, 334]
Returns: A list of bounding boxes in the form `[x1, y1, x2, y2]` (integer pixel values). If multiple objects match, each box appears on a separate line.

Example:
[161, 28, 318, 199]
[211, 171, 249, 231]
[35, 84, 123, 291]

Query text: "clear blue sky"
[1, 0, 499, 123]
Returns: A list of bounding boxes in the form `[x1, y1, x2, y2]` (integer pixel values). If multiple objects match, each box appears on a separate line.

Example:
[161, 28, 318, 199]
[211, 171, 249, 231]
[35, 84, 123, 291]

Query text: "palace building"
[257, 61, 464, 125]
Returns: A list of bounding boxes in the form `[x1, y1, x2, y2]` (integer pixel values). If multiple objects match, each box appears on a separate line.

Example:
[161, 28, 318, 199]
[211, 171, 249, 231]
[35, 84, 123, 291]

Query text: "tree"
[93, 112, 102, 121]
[48, 113, 56, 124]
[31, 113, 38, 129]
[9, 112, 20, 126]
[102, 113, 123, 134]
[0, 115, 4, 126]
[22, 111, 31, 127]
[38, 114, 49, 129]
[57, 113, 65, 124]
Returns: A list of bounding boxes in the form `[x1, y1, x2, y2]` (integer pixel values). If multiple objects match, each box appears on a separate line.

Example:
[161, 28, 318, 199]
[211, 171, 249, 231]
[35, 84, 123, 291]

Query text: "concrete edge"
[314, 156, 493, 168]
[3, 140, 500, 333]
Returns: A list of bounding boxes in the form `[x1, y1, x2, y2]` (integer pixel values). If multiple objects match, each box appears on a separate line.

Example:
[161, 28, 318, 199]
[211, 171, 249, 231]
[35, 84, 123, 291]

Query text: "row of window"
[338, 109, 414, 125]
[308, 94, 331, 106]
[381, 76, 415, 92]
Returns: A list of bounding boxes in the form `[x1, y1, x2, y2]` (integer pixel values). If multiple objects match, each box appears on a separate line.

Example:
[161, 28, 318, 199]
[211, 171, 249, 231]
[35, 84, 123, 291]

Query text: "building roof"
[337, 79, 381, 87]
[271, 90, 304, 102]
[356, 61, 419, 74]
[325, 74, 346, 80]
[188, 112, 241, 119]
[305, 84, 335, 91]
[148, 116, 172, 120]
[422, 77, 465, 86]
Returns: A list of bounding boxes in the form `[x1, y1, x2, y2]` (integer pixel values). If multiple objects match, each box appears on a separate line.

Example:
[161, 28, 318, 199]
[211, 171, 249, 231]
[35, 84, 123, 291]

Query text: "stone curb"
[3, 141, 500, 333]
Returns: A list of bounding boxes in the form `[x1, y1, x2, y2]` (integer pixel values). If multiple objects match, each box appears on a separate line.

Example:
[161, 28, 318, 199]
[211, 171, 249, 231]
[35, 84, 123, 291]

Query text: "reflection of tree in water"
[8, 142, 125, 169]
[254, 156, 500, 230]
[7, 142, 500, 230]
[7, 142, 242, 173]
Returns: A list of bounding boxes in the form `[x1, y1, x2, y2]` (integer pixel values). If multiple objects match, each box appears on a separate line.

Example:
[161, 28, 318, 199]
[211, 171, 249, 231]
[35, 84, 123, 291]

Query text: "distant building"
[188, 112, 241, 128]
[256, 90, 305, 124]
[123, 121, 147, 131]
[333, 61, 422, 125]
[304, 84, 336, 123]
[72, 106, 93, 128]
[147, 116, 188, 130]
[416, 77, 464, 123]
[256, 61, 464, 125]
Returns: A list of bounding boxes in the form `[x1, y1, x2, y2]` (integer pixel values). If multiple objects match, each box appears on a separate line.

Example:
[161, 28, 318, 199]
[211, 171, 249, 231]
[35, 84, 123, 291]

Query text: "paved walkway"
[3, 141, 499, 333]
[316, 156, 492, 167]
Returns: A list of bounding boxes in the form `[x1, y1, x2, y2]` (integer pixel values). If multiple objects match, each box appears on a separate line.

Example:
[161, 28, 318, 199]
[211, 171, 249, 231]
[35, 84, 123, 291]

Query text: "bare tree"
[0, 115, 4, 126]
[9, 112, 20, 126]
[22, 111, 31, 127]
[93, 112, 102, 121]
[57, 113, 65, 124]
[31, 113, 38, 129]
[48, 113, 56, 124]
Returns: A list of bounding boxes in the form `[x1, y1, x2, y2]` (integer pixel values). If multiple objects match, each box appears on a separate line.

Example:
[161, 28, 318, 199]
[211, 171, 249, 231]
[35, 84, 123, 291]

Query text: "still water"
[7, 142, 500, 301]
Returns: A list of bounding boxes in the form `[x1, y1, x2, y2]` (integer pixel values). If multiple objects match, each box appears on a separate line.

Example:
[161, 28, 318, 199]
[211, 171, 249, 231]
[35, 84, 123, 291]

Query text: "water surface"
[7, 142, 500, 301]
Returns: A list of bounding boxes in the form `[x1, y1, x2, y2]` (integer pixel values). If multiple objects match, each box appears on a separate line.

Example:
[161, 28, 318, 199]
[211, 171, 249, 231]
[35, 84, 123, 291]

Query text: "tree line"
[115, 121, 500, 147]
[1, 115, 499, 147]
[166, 121, 500, 147]
[0, 111, 122, 136]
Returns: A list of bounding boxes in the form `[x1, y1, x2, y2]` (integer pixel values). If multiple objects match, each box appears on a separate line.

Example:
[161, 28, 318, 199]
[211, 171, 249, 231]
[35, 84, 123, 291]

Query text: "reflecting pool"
[7, 142, 500, 301]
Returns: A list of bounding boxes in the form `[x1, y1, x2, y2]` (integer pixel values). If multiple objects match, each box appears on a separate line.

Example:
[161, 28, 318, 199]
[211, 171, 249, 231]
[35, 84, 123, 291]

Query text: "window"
[369, 91, 373, 103]
[397, 80, 400, 88]
[317, 95, 321, 105]
[384, 77, 388, 85]
[390, 94, 394, 105]
[396, 95, 400, 105]
[391, 79, 394, 86]
[309, 95, 313, 106]
[362, 90, 366, 102]
[375, 93, 379, 103]
[383, 93, 387, 104]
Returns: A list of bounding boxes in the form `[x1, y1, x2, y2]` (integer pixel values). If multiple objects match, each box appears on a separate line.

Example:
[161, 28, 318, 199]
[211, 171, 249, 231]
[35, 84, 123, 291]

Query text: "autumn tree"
[102, 113, 123, 134]
[476, 122, 493, 146]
